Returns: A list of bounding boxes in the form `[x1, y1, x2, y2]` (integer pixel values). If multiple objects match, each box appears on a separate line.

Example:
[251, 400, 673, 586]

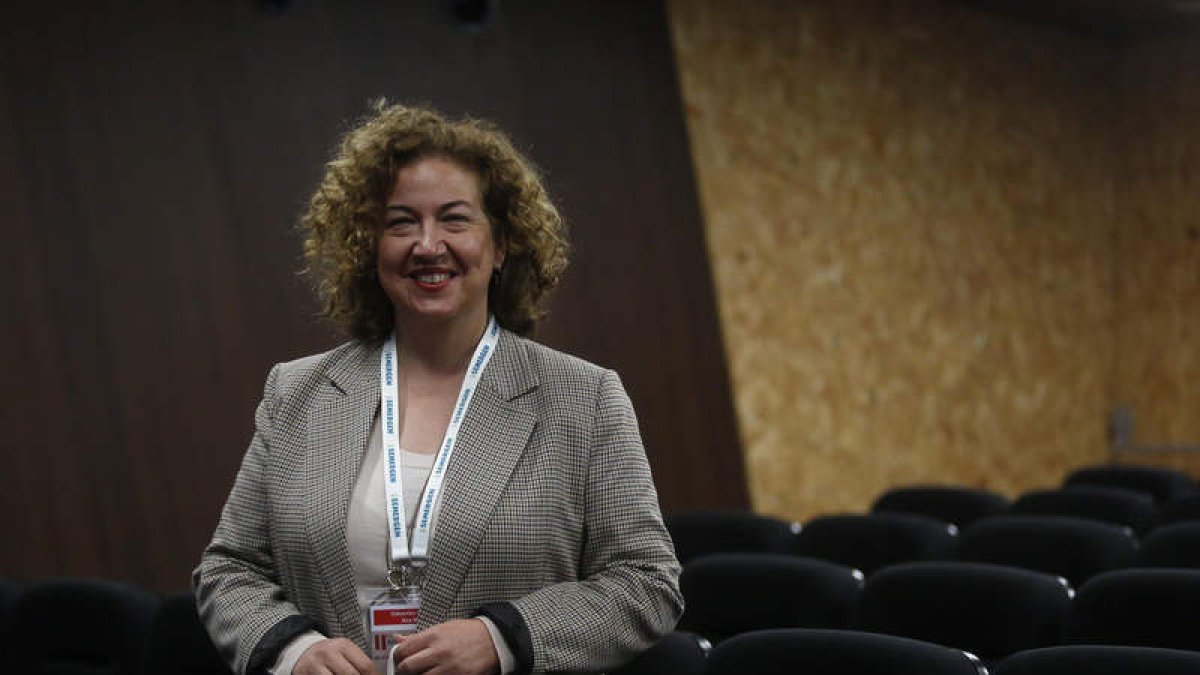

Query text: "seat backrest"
[993, 645, 1200, 675]
[1065, 568, 1200, 651]
[1065, 465, 1195, 504]
[858, 561, 1072, 664]
[607, 630, 708, 675]
[1155, 489, 1200, 527]
[0, 578, 22, 668]
[957, 515, 1138, 587]
[665, 510, 798, 565]
[1011, 486, 1158, 534]
[11, 578, 161, 675]
[1138, 522, 1200, 568]
[140, 591, 233, 675]
[678, 553, 864, 644]
[705, 628, 985, 675]
[793, 512, 957, 575]
[871, 485, 1010, 528]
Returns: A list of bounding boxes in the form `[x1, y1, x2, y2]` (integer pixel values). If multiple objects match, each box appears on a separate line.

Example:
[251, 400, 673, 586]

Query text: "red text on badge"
[372, 607, 419, 627]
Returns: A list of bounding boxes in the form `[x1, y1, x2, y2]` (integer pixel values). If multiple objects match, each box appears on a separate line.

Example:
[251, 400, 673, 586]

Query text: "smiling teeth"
[415, 273, 450, 283]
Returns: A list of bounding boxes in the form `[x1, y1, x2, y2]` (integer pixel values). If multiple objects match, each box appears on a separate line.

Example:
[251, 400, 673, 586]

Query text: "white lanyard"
[379, 316, 500, 577]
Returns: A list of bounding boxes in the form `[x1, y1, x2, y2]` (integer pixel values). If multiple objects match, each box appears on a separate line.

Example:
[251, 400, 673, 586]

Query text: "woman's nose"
[413, 225, 446, 255]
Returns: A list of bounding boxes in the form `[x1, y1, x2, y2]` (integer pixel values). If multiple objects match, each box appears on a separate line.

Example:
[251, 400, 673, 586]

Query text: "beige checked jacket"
[193, 330, 683, 675]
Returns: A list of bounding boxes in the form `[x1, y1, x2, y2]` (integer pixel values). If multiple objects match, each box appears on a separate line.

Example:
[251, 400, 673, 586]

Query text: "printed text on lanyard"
[379, 316, 500, 588]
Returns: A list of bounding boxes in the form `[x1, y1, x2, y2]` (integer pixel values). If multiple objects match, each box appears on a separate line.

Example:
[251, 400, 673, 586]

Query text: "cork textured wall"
[665, 0, 1199, 519]
[1112, 39, 1200, 475]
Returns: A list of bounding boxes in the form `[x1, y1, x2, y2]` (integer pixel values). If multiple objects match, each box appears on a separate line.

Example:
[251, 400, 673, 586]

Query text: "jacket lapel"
[304, 342, 380, 645]
[418, 331, 538, 624]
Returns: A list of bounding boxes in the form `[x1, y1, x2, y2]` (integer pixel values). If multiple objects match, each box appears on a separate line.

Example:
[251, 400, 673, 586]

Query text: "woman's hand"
[295, 637, 376, 675]
[391, 618, 500, 675]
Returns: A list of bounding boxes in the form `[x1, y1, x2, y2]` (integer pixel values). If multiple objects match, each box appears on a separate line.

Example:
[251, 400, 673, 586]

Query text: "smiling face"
[376, 155, 504, 334]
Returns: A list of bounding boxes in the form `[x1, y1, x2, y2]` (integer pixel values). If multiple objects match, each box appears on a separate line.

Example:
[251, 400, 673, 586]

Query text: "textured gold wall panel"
[667, 0, 1130, 520]
[1115, 40, 1200, 465]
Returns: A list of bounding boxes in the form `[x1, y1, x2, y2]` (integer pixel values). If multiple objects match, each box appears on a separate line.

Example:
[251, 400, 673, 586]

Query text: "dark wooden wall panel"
[0, 0, 745, 591]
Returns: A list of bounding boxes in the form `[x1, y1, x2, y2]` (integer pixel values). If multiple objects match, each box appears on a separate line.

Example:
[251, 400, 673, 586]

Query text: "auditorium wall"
[668, 0, 1198, 520]
[1112, 38, 1200, 475]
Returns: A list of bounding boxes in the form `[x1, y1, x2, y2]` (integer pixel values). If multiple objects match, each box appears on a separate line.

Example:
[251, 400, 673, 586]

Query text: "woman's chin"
[395, 303, 482, 327]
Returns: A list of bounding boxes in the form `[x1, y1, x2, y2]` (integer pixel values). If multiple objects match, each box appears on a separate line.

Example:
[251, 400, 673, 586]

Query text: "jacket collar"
[324, 340, 382, 399]
[481, 330, 538, 403]
[325, 329, 538, 403]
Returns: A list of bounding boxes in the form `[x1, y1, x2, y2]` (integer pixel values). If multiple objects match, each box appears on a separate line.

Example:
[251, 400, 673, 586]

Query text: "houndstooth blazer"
[193, 329, 683, 675]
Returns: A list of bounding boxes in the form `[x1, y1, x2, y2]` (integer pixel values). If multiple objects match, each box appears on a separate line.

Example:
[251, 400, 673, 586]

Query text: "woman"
[193, 102, 682, 675]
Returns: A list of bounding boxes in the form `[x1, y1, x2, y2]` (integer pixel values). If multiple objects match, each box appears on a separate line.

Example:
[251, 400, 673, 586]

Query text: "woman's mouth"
[409, 270, 454, 290]
[413, 272, 451, 283]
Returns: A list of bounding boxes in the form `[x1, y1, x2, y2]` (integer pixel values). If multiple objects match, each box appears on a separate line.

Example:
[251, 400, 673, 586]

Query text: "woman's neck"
[393, 312, 489, 377]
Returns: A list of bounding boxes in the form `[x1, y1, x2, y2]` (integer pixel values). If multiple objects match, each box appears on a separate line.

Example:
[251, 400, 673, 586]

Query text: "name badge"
[367, 586, 421, 673]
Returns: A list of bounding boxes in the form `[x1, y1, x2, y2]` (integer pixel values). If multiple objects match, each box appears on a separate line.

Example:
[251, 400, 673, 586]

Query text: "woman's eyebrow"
[437, 200, 473, 213]
[385, 201, 473, 213]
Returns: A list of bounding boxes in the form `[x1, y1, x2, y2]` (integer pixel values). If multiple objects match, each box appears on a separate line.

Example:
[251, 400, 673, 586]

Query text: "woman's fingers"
[340, 639, 377, 674]
[296, 638, 377, 675]
[392, 619, 499, 675]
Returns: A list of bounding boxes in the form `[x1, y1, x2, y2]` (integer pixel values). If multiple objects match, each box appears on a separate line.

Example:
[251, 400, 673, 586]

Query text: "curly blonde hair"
[300, 101, 569, 341]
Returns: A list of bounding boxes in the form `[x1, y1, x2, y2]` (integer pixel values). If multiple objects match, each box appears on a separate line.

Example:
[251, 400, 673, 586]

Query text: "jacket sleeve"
[192, 364, 320, 675]
[502, 369, 684, 674]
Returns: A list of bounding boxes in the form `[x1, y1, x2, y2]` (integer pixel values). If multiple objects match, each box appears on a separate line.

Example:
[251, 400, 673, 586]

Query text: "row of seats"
[669, 482, 1200, 568]
[667, 464, 1200, 584]
[669, 510, 1200, 585]
[0, 578, 230, 675]
[871, 464, 1200, 533]
[875, 483, 1198, 535]
[675, 558, 1200, 665]
[623, 628, 1200, 675]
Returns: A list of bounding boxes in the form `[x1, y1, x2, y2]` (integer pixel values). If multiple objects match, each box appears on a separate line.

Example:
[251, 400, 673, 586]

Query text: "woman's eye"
[385, 219, 417, 233]
[443, 214, 471, 229]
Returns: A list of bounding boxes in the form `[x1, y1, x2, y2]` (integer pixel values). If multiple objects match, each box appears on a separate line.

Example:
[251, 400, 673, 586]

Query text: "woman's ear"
[492, 227, 507, 270]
